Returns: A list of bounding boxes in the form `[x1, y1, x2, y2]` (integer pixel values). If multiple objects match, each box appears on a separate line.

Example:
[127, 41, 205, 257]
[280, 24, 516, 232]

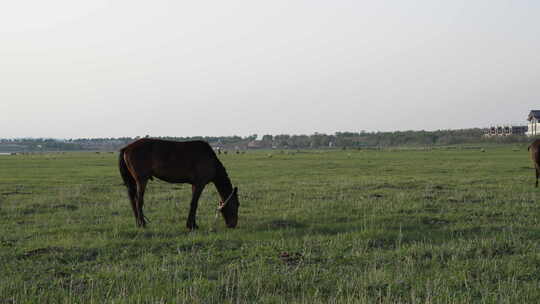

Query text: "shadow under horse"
[118, 138, 240, 229]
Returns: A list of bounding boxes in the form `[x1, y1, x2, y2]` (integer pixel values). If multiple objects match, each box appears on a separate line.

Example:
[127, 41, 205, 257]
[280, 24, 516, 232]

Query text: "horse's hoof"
[187, 223, 199, 230]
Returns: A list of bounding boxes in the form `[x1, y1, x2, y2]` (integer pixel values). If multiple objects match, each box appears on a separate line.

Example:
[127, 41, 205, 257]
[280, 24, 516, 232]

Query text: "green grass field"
[1, 145, 539, 303]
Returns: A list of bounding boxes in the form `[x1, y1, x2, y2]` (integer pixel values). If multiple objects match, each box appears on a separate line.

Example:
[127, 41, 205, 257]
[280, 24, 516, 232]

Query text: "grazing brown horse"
[529, 139, 540, 187]
[118, 138, 239, 229]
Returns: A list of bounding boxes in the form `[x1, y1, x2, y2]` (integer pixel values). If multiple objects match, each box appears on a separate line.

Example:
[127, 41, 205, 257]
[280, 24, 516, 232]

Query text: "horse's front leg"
[187, 184, 205, 230]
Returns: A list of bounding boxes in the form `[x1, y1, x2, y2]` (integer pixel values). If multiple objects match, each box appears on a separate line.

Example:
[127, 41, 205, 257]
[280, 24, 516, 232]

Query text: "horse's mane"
[213, 155, 232, 186]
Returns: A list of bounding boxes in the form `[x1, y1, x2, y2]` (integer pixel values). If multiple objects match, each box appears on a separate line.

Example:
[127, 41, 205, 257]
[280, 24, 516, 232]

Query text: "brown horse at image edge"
[118, 138, 239, 229]
[529, 139, 540, 187]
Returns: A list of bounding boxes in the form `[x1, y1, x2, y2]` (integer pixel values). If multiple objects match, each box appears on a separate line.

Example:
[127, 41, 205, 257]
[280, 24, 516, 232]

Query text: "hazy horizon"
[2, 1, 539, 138]
[0, 125, 521, 141]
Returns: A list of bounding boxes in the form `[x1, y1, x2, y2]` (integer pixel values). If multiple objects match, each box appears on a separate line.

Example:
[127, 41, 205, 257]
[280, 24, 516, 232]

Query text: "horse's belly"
[152, 172, 190, 183]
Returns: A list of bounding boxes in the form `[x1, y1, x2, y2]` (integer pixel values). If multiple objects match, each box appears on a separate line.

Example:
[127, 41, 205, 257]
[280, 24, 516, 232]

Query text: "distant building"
[483, 110, 540, 137]
[527, 110, 540, 136]
[247, 140, 263, 149]
[484, 125, 527, 137]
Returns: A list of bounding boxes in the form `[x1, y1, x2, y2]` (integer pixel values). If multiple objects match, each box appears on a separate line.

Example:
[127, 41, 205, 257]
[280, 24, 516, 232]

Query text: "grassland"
[1, 145, 539, 303]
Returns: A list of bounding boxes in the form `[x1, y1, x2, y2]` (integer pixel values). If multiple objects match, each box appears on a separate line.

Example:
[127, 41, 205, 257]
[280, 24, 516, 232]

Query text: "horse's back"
[122, 138, 214, 157]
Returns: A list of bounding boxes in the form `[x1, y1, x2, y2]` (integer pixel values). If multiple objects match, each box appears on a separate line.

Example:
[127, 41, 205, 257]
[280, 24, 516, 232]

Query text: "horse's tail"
[119, 149, 148, 225]
[118, 149, 136, 192]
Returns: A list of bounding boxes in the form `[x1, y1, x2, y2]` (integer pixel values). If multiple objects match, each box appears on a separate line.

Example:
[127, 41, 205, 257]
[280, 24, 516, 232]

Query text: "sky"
[1, 0, 539, 138]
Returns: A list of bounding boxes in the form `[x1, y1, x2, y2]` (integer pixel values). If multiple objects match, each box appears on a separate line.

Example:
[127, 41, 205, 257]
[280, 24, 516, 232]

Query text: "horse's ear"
[233, 187, 238, 194]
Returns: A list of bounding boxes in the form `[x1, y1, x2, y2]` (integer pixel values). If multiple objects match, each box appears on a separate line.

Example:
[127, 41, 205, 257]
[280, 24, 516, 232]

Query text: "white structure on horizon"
[484, 125, 527, 137]
[527, 110, 540, 136]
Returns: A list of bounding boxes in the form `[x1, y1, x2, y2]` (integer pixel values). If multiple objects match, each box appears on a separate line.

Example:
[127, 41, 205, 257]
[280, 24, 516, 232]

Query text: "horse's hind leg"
[186, 184, 205, 230]
[126, 183, 138, 225]
[536, 168, 539, 188]
[135, 178, 149, 227]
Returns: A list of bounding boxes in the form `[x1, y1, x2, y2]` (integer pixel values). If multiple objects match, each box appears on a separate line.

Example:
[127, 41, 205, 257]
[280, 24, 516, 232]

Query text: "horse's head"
[218, 187, 239, 228]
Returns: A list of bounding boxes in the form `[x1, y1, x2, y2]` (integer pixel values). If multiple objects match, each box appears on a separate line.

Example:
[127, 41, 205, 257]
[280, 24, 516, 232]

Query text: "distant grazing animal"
[118, 138, 239, 229]
[528, 139, 540, 187]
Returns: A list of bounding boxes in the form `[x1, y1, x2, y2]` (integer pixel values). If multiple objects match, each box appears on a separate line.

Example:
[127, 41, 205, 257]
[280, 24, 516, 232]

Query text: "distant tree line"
[0, 129, 534, 152]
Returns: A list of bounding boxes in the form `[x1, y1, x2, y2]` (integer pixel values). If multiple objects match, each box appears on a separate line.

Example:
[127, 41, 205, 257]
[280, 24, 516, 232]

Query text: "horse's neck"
[212, 158, 233, 200]
[213, 175, 233, 201]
